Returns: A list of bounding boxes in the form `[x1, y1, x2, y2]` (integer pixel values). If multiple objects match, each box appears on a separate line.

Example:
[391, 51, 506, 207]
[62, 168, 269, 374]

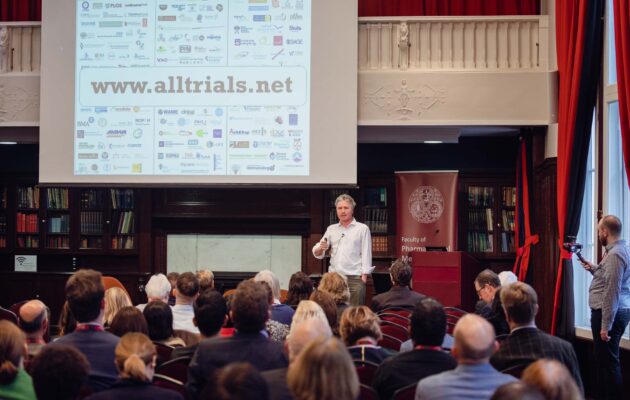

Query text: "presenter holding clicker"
[312, 194, 373, 306]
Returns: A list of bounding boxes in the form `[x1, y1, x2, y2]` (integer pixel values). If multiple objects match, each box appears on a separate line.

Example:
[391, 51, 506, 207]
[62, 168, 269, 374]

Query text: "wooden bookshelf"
[16, 185, 40, 249]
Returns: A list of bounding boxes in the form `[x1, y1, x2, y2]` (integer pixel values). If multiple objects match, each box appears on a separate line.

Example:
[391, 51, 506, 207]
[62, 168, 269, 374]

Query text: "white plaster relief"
[0, 76, 40, 124]
[362, 79, 447, 120]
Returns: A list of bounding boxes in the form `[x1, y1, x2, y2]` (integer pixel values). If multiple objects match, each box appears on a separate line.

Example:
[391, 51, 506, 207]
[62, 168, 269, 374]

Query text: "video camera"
[562, 236, 586, 263]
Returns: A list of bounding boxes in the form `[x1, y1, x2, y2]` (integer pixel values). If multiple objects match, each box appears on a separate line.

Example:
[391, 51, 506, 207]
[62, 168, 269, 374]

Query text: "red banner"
[396, 171, 458, 258]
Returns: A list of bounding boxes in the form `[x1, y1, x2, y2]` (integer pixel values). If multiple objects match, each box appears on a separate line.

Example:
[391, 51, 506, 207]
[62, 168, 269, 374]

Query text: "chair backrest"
[380, 308, 412, 318]
[155, 356, 191, 384]
[353, 360, 380, 386]
[446, 320, 457, 335]
[393, 382, 418, 400]
[101, 276, 129, 296]
[378, 333, 403, 351]
[173, 329, 200, 346]
[378, 312, 410, 327]
[8, 300, 28, 317]
[359, 383, 379, 400]
[153, 373, 186, 397]
[153, 342, 174, 366]
[444, 307, 467, 319]
[380, 321, 409, 342]
[501, 362, 530, 379]
[0, 307, 18, 324]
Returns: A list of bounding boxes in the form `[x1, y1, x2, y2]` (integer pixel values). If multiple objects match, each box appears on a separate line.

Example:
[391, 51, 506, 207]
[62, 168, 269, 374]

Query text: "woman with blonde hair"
[0, 320, 36, 400]
[287, 337, 359, 400]
[104, 287, 132, 327]
[290, 300, 328, 328]
[339, 306, 393, 364]
[317, 272, 350, 321]
[85, 332, 182, 400]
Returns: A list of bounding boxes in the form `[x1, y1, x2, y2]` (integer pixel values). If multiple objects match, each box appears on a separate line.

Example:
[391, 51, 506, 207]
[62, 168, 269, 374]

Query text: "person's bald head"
[287, 318, 332, 362]
[452, 314, 497, 363]
[19, 300, 49, 336]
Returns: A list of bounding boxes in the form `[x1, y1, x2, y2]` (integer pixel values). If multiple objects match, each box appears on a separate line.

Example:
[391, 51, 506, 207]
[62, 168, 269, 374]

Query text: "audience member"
[287, 337, 359, 400]
[85, 332, 183, 400]
[474, 269, 509, 336]
[0, 320, 36, 400]
[284, 272, 314, 307]
[339, 306, 392, 364]
[187, 280, 288, 400]
[371, 258, 426, 312]
[262, 318, 332, 400]
[318, 272, 350, 321]
[136, 274, 171, 311]
[309, 290, 339, 334]
[490, 381, 545, 400]
[373, 298, 457, 400]
[103, 287, 132, 327]
[109, 306, 148, 337]
[255, 270, 295, 325]
[29, 344, 89, 400]
[57, 301, 76, 337]
[521, 359, 582, 400]
[212, 362, 270, 400]
[53, 269, 120, 392]
[490, 282, 583, 391]
[143, 301, 186, 349]
[290, 300, 329, 328]
[171, 289, 227, 359]
[18, 300, 49, 358]
[415, 314, 516, 400]
[172, 272, 200, 333]
[259, 281, 290, 343]
[197, 269, 215, 293]
[166, 272, 179, 306]
[498, 271, 518, 287]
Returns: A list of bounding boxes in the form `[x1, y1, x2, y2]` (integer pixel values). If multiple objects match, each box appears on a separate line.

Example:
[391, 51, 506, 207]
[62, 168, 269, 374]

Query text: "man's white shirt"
[312, 218, 374, 276]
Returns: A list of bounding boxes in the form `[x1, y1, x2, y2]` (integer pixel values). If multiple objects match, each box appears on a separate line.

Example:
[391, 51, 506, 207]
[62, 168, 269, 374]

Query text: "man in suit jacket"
[474, 269, 510, 336]
[187, 280, 288, 400]
[371, 258, 426, 312]
[52, 269, 120, 392]
[490, 282, 583, 392]
[373, 298, 456, 400]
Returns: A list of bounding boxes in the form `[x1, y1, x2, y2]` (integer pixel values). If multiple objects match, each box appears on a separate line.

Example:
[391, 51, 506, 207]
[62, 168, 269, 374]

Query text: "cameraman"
[579, 215, 630, 399]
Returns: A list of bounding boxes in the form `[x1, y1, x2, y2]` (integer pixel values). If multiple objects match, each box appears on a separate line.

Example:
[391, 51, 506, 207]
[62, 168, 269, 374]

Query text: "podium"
[410, 251, 481, 311]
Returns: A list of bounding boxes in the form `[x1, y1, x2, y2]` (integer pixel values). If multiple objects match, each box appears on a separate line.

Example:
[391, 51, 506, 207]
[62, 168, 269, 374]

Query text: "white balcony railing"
[359, 16, 548, 71]
[0, 22, 42, 74]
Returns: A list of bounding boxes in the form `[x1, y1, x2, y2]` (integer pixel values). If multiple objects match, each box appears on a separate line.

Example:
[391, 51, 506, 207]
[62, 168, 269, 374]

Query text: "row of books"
[48, 215, 70, 234]
[17, 236, 38, 248]
[46, 188, 69, 209]
[468, 208, 494, 231]
[500, 232, 516, 252]
[113, 211, 134, 234]
[364, 207, 388, 233]
[502, 187, 517, 207]
[17, 186, 39, 209]
[80, 189, 104, 209]
[111, 189, 134, 210]
[16, 212, 38, 233]
[0, 215, 6, 234]
[0, 236, 6, 248]
[467, 232, 494, 253]
[80, 237, 103, 249]
[468, 186, 495, 207]
[112, 236, 134, 249]
[372, 235, 389, 253]
[80, 211, 103, 234]
[47, 237, 70, 249]
[501, 210, 516, 232]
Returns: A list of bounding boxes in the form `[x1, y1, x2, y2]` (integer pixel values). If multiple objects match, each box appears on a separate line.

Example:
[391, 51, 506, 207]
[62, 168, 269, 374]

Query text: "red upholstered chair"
[380, 320, 409, 342]
[353, 360, 380, 386]
[153, 342, 174, 366]
[0, 307, 18, 324]
[9, 300, 28, 317]
[379, 308, 412, 319]
[393, 382, 418, 400]
[378, 312, 410, 327]
[153, 374, 186, 397]
[101, 275, 129, 295]
[378, 333, 403, 351]
[155, 356, 191, 384]
[359, 383, 379, 400]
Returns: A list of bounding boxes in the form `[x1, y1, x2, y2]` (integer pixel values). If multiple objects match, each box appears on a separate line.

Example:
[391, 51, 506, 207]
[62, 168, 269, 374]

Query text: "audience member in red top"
[29, 344, 89, 400]
[18, 300, 49, 358]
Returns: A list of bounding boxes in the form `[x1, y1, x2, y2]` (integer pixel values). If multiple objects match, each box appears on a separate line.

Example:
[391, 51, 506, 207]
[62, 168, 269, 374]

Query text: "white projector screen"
[40, 0, 357, 185]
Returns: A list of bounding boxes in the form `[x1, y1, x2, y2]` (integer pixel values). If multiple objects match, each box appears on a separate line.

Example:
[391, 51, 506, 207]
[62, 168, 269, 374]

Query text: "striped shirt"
[589, 239, 630, 331]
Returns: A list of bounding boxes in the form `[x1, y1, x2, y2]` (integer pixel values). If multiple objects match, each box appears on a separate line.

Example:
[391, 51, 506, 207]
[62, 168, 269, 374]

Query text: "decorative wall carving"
[0, 76, 40, 125]
[362, 79, 447, 120]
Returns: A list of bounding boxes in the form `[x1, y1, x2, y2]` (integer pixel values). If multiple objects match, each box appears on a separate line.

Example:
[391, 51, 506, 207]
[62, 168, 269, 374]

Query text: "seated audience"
[171, 289, 227, 359]
[172, 272, 200, 333]
[290, 300, 329, 328]
[29, 344, 89, 400]
[136, 274, 171, 312]
[143, 301, 186, 348]
[490, 282, 583, 391]
[103, 287, 132, 328]
[287, 337, 359, 400]
[474, 269, 509, 336]
[415, 314, 516, 400]
[187, 280, 288, 400]
[259, 281, 290, 343]
[53, 269, 120, 392]
[371, 258, 426, 312]
[262, 317, 333, 400]
[0, 320, 36, 400]
[166, 272, 179, 306]
[284, 272, 314, 307]
[211, 362, 269, 400]
[18, 300, 49, 358]
[339, 306, 392, 364]
[197, 269, 215, 293]
[255, 270, 295, 325]
[318, 272, 350, 322]
[308, 290, 339, 334]
[57, 301, 76, 337]
[490, 382, 545, 400]
[109, 306, 148, 337]
[521, 359, 582, 400]
[373, 298, 457, 400]
[85, 332, 183, 400]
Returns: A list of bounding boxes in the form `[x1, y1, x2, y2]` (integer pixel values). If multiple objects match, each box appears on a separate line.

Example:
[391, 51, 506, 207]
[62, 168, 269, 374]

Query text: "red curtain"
[615, 0, 630, 187]
[359, 0, 539, 17]
[0, 0, 41, 22]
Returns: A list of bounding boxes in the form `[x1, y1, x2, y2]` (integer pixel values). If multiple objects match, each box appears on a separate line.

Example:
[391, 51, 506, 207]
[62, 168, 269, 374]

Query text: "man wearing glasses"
[474, 269, 509, 336]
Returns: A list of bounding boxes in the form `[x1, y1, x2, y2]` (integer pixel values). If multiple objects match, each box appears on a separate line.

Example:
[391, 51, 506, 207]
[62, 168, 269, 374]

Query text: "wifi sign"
[16, 256, 26, 265]
[14, 255, 36, 272]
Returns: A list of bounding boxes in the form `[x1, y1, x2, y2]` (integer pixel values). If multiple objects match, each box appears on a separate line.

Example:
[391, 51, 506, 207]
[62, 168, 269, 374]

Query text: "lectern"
[409, 251, 481, 311]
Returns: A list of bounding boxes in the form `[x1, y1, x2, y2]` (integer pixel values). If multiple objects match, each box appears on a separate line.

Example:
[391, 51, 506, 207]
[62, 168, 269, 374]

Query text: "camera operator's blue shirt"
[589, 239, 630, 331]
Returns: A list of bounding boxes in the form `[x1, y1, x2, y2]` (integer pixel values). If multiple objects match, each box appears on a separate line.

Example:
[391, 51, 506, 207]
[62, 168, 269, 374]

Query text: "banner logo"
[408, 186, 444, 224]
